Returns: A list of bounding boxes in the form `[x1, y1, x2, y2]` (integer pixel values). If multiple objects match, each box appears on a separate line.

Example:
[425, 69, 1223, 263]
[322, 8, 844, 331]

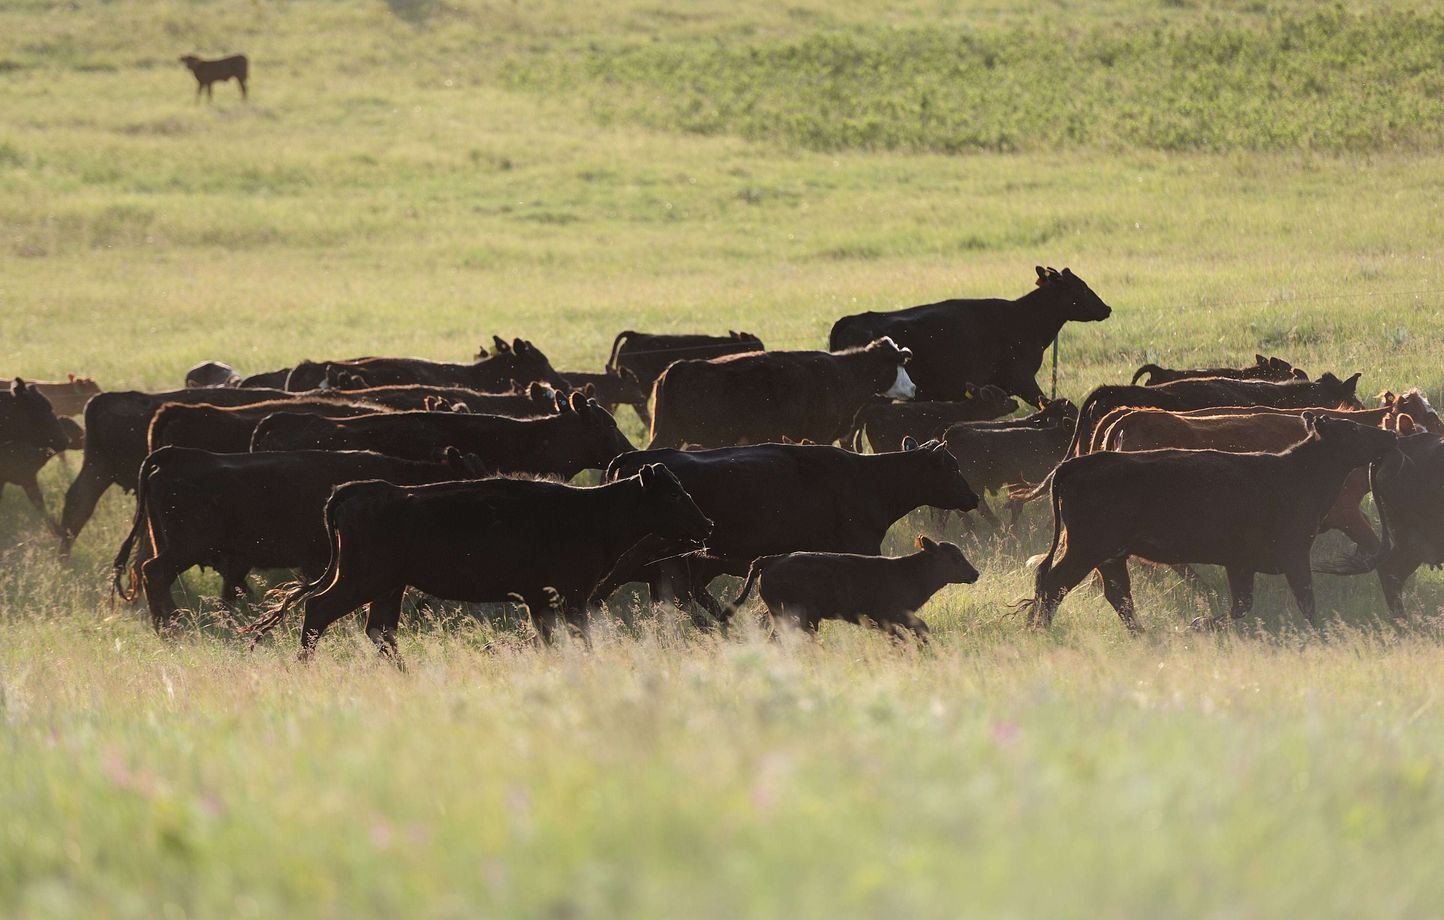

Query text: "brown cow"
[1129, 354, 1306, 386]
[1025, 415, 1397, 632]
[728, 535, 979, 639]
[1010, 372, 1365, 503]
[333, 382, 559, 416]
[179, 54, 248, 100]
[1, 379, 72, 534]
[606, 330, 764, 404]
[648, 337, 916, 449]
[285, 337, 568, 393]
[249, 463, 713, 658]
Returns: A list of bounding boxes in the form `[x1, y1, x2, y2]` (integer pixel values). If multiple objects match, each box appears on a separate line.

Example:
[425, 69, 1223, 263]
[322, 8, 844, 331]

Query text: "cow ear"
[513, 338, 527, 353]
[1397, 415, 1417, 435]
[1035, 265, 1046, 280]
[1301, 411, 1318, 434]
[553, 391, 568, 413]
[915, 534, 937, 551]
[902, 436, 918, 451]
[11, 377, 25, 395]
[1292, 368, 1308, 380]
[639, 463, 655, 488]
[1343, 372, 1362, 394]
[492, 335, 507, 353]
[1255, 354, 1267, 366]
[568, 391, 587, 414]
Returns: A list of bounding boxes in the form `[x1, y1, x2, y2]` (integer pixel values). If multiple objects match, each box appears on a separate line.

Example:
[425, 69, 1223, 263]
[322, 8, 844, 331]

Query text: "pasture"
[3, 1, 1444, 916]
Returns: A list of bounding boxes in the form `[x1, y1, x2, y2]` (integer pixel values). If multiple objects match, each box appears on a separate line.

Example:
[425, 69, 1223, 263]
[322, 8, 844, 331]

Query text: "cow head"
[915, 535, 980, 585]
[966, 383, 1019, 418]
[1380, 388, 1443, 435]
[1315, 372, 1364, 409]
[483, 336, 570, 390]
[636, 463, 713, 546]
[730, 330, 764, 350]
[1034, 398, 1079, 428]
[862, 337, 916, 400]
[1255, 354, 1307, 382]
[4, 378, 70, 456]
[559, 390, 635, 468]
[1302, 412, 1397, 468]
[179, 54, 201, 70]
[1034, 266, 1112, 322]
[900, 437, 980, 513]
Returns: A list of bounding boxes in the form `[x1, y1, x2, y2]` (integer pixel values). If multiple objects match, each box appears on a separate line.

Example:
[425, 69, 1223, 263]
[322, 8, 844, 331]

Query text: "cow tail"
[1011, 394, 1099, 503]
[1130, 364, 1162, 386]
[727, 562, 763, 614]
[111, 450, 160, 601]
[241, 484, 347, 639]
[1316, 461, 1394, 576]
[847, 403, 870, 453]
[605, 331, 636, 376]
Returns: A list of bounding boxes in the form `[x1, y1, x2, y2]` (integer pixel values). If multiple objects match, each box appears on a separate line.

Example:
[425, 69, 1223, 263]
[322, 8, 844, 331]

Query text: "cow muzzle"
[884, 366, 916, 400]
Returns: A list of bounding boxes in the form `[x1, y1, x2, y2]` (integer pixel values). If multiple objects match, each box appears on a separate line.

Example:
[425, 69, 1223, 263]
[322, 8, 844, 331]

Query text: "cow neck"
[1011, 285, 1072, 351]
[593, 479, 664, 567]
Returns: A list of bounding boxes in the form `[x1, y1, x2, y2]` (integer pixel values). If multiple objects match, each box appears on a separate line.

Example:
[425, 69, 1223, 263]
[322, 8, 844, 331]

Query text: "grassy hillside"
[4, 1, 1444, 917]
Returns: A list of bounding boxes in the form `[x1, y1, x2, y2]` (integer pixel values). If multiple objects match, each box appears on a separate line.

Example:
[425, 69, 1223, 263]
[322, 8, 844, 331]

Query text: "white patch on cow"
[884, 365, 917, 400]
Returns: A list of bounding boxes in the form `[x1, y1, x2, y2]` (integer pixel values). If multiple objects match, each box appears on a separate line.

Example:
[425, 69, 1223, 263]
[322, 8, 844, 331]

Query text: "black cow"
[648, 338, 916, 449]
[0, 379, 71, 535]
[252, 392, 633, 478]
[148, 398, 385, 454]
[1026, 415, 1397, 632]
[851, 384, 1019, 453]
[1317, 429, 1444, 618]
[180, 53, 248, 101]
[285, 337, 567, 392]
[250, 464, 713, 658]
[239, 368, 292, 389]
[607, 330, 763, 396]
[729, 536, 979, 639]
[114, 447, 482, 629]
[59, 387, 295, 554]
[1130, 354, 1307, 386]
[558, 371, 649, 421]
[601, 439, 979, 621]
[829, 266, 1112, 405]
[942, 413, 1076, 527]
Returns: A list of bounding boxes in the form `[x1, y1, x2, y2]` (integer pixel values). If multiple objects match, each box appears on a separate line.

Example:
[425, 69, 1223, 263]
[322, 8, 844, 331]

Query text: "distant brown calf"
[729, 535, 979, 639]
[3, 375, 101, 417]
[180, 54, 248, 101]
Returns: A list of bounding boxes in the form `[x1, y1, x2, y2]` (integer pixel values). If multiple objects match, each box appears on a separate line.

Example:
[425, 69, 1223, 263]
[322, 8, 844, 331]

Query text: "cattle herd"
[3, 266, 1441, 660]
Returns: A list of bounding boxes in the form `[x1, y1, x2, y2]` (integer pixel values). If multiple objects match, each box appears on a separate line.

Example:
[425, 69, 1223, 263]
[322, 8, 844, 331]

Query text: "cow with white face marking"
[647, 337, 916, 449]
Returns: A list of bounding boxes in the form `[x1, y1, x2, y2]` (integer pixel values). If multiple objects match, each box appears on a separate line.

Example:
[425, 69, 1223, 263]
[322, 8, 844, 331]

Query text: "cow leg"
[206, 82, 213, 100]
[974, 497, 1000, 529]
[1333, 510, 1381, 555]
[239, 77, 248, 100]
[218, 562, 253, 609]
[1282, 556, 1318, 628]
[299, 578, 388, 659]
[693, 581, 728, 629]
[58, 461, 114, 557]
[363, 586, 407, 665]
[1377, 551, 1420, 620]
[17, 476, 62, 536]
[140, 554, 183, 633]
[1031, 552, 1098, 628]
[880, 613, 930, 642]
[195, 81, 202, 101]
[1096, 558, 1141, 633]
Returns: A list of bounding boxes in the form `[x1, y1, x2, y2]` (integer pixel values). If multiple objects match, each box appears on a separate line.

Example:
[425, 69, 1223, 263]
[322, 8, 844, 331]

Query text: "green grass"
[4, 1, 1444, 916]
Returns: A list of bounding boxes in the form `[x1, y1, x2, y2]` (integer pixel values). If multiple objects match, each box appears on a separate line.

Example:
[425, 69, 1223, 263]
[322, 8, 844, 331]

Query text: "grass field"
[4, 1, 1444, 916]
